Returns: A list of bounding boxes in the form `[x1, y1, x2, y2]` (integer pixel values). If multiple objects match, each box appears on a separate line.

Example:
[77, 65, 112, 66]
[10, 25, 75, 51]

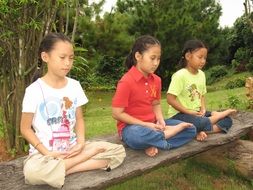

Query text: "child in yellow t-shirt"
[167, 39, 236, 141]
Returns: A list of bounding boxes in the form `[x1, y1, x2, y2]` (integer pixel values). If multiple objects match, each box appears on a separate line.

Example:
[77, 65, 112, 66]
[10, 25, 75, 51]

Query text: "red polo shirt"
[112, 66, 161, 136]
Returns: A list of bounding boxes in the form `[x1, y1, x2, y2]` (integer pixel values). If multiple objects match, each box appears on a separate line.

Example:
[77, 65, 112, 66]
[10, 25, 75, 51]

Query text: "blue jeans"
[122, 119, 196, 150]
[171, 111, 232, 133]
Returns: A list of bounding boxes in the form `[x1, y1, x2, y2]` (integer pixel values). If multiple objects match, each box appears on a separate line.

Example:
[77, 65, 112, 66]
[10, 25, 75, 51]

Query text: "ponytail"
[177, 55, 187, 70]
[31, 57, 43, 82]
[125, 51, 136, 70]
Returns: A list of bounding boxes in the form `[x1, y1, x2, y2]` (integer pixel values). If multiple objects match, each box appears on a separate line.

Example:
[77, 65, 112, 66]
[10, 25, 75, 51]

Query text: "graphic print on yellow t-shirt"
[187, 84, 201, 101]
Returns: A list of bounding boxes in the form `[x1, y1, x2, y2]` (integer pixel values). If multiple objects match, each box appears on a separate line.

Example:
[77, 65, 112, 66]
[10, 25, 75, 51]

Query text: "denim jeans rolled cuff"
[122, 124, 171, 150]
[171, 113, 212, 132]
[216, 116, 233, 133]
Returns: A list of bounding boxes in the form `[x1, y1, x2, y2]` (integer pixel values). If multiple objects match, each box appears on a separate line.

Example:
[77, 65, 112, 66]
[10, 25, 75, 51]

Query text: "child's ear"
[185, 52, 191, 61]
[135, 51, 142, 62]
[41, 52, 48, 63]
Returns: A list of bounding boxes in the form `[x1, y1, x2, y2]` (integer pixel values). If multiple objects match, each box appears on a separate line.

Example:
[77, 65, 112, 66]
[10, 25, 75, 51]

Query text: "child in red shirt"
[112, 35, 196, 157]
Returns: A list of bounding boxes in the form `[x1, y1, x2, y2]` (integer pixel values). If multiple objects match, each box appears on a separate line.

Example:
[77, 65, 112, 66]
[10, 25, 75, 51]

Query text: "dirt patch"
[0, 139, 13, 162]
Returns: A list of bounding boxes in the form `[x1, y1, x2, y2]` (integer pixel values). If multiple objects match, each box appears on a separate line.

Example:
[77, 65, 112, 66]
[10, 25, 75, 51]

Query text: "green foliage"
[225, 95, 244, 109]
[205, 65, 228, 85]
[225, 78, 245, 89]
[116, 0, 225, 89]
[246, 57, 253, 72]
[232, 59, 240, 70]
[69, 47, 90, 87]
[229, 17, 253, 72]
[96, 55, 125, 88]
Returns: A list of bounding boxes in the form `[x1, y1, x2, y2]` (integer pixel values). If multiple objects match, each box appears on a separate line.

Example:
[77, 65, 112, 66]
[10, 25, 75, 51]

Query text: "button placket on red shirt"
[144, 80, 149, 97]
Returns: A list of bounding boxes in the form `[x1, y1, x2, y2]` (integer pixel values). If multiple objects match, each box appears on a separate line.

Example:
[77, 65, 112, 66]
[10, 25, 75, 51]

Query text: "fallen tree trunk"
[0, 111, 252, 190]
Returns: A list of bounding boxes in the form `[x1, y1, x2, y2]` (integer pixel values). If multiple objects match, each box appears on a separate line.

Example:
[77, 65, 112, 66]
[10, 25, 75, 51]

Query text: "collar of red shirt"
[129, 66, 155, 82]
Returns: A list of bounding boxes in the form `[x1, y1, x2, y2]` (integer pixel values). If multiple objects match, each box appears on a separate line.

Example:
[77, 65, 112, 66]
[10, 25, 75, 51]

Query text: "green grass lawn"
[83, 85, 252, 190]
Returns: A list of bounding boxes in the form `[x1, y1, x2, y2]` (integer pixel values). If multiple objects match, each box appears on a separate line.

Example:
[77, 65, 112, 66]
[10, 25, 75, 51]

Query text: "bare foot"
[145, 146, 158, 157]
[164, 122, 193, 139]
[196, 131, 207, 141]
[211, 111, 220, 116]
[225, 109, 237, 116]
[212, 109, 237, 117]
[176, 122, 193, 129]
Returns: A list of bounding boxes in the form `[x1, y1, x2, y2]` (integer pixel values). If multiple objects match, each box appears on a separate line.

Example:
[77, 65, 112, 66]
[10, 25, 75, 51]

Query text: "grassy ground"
[83, 83, 252, 190]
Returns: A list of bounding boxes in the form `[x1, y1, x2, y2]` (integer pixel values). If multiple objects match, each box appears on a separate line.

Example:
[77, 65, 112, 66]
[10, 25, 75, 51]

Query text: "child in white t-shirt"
[20, 33, 125, 188]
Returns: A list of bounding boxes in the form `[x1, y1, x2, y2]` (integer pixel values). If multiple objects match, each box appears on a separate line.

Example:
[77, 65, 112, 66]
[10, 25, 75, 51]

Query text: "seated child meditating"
[167, 39, 236, 141]
[112, 35, 196, 157]
[20, 33, 126, 188]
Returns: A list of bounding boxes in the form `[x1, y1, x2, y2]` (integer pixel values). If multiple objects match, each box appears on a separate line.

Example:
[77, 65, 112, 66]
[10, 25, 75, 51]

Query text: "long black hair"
[178, 39, 207, 69]
[125, 35, 161, 70]
[32, 33, 72, 82]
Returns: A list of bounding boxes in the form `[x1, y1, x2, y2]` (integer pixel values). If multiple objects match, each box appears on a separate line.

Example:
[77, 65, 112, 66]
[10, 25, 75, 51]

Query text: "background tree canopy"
[0, 0, 252, 152]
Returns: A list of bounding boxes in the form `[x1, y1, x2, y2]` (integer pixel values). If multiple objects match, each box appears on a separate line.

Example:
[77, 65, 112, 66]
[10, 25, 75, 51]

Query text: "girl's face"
[186, 47, 207, 73]
[42, 40, 74, 78]
[135, 44, 161, 77]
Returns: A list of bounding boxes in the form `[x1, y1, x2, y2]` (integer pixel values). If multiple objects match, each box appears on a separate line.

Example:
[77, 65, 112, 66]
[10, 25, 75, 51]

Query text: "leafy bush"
[69, 47, 90, 88]
[226, 95, 242, 109]
[205, 65, 228, 85]
[225, 79, 245, 89]
[246, 57, 253, 73]
[96, 55, 126, 88]
[233, 47, 251, 72]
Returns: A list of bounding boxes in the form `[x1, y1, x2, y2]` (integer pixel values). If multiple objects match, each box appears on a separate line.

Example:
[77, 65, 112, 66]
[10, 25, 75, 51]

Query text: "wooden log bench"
[0, 111, 252, 190]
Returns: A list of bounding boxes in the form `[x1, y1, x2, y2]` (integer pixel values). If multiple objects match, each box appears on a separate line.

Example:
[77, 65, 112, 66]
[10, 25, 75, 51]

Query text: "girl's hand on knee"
[189, 110, 203, 117]
[145, 122, 164, 131]
[46, 151, 69, 159]
[65, 143, 84, 158]
[156, 119, 166, 129]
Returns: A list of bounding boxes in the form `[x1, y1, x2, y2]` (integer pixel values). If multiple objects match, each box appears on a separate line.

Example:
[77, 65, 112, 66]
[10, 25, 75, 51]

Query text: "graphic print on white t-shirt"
[39, 96, 76, 151]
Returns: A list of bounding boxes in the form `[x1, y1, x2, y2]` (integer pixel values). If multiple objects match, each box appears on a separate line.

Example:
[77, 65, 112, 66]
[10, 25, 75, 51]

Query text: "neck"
[41, 74, 67, 89]
[186, 67, 198, 75]
[135, 65, 149, 78]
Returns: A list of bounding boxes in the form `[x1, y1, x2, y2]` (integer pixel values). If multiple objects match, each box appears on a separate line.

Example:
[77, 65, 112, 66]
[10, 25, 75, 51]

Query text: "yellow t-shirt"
[167, 68, 207, 117]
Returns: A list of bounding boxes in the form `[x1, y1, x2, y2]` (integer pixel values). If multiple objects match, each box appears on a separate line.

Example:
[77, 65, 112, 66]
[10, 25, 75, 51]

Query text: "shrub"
[96, 55, 126, 87]
[226, 95, 242, 109]
[246, 57, 253, 73]
[205, 65, 228, 85]
[225, 79, 245, 89]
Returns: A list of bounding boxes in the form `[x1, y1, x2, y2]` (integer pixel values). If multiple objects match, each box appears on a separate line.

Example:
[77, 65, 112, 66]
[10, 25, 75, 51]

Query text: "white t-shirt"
[22, 77, 88, 155]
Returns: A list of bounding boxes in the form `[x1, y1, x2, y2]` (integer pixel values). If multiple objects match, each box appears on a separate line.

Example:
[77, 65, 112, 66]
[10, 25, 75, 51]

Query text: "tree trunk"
[71, 0, 79, 42]
[0, 1, 60, 153]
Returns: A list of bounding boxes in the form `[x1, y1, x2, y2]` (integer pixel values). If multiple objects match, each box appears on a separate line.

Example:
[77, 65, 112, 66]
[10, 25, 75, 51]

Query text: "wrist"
[77, 141, 85, 147]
